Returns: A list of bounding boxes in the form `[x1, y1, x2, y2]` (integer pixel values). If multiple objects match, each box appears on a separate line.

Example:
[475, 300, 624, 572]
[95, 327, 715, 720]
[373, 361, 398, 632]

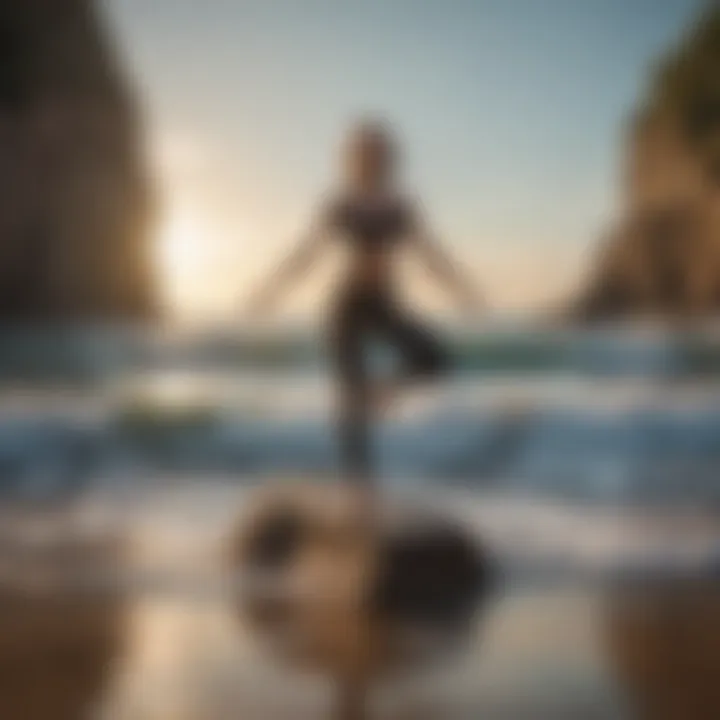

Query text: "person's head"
[343, 118, 399, 193]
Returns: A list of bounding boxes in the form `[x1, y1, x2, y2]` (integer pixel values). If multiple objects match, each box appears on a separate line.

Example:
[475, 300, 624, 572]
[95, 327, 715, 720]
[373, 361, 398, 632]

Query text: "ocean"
[2, 322, 720, 507]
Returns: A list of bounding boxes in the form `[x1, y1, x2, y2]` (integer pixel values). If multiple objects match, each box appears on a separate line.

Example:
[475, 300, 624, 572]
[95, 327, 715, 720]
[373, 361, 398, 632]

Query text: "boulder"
[230, 483, 494, 718]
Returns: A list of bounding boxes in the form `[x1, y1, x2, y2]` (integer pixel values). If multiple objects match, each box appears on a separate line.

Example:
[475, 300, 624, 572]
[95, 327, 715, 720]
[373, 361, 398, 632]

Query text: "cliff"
[576, 4, 720, 320]
[0, 0, 156, 321]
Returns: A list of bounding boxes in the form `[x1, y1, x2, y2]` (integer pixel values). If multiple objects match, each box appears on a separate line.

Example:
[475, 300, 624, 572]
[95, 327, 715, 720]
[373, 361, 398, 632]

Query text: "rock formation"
[576, 5, 720, 319]
[0, 0, 156, 321]
[232, 483, 492, 720]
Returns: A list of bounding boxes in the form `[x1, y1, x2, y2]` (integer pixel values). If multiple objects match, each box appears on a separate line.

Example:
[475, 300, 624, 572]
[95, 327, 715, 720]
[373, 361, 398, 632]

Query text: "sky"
[106, 0, 702, 321]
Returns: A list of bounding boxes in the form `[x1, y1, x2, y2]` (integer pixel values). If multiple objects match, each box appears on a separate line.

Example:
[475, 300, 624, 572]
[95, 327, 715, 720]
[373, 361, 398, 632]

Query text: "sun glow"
[153, 196, 258, 322]
[158, 208, 207, 282]
[155, 205, 209, 315]
[149, 128, 294, 322]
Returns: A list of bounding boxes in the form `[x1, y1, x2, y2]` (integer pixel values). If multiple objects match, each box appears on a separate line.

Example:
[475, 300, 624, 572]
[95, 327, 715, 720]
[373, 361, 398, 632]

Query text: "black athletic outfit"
[324, 194, 449, 479]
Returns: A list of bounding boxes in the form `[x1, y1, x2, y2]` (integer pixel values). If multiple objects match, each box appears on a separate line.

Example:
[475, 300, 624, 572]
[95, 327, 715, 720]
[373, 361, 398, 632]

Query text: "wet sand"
[15, 487, 720, 719]
[104, 587, 618, 719]
[0, 513, 126, 720]
[103, 487, 620, 720]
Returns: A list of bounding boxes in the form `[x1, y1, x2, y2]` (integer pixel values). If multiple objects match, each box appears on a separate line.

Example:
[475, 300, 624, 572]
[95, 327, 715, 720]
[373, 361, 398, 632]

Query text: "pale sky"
[106, 0, 701, 321]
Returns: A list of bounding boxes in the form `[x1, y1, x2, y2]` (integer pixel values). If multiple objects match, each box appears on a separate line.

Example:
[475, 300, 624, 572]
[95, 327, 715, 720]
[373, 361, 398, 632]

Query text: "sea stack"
[0, 0, 156, 320]
[576, 6, 720, 320]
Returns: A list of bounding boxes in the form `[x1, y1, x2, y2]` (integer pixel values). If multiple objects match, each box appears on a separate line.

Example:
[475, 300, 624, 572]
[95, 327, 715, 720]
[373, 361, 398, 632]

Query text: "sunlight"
[154, 204, 211, 316]
[148, 126, 273, 322]
[153, 199, 257, 322]
[157, 207, 205, 283]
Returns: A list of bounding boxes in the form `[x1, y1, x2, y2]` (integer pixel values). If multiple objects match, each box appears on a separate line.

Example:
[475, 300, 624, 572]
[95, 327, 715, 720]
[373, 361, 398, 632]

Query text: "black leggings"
[329, 289, 449, 480]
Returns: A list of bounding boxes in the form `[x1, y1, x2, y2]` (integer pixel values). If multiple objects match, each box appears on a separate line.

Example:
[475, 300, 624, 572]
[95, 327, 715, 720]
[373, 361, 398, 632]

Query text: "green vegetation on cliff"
[576, 4, 720, 320]
[644, 2, 720, 180]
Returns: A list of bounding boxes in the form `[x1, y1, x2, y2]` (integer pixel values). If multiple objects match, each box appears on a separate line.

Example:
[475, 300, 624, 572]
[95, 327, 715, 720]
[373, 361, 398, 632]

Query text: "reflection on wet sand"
[105, 488, 620, 720]
[230, 484, 491, 720]
[109, 589, 617, 719]
[4, 493, 679, 720]
[0, 515, 126, 720]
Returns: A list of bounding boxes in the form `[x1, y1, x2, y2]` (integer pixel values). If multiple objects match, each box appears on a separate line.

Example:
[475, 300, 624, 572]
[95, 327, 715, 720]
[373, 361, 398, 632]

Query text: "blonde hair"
[343, 118, 399, 192]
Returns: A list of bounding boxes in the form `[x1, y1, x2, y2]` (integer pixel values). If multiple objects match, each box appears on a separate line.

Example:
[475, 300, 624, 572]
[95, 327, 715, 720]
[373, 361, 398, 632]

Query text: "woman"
[248, 119, 484, 480]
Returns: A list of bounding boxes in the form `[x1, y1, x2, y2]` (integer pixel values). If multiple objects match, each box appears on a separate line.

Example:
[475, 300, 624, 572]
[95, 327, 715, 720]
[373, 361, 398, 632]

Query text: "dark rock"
[373, 517, 491, 629]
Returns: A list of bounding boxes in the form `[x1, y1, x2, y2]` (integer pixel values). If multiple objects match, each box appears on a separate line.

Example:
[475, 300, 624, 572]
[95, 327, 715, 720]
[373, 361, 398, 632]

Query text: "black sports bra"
[326, 195, 416, 250]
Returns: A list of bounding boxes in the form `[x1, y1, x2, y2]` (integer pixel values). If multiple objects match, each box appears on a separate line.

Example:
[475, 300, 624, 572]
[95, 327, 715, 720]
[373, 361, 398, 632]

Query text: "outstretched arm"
[246, 213, 329, 314]
[409, 208, 485, 311]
